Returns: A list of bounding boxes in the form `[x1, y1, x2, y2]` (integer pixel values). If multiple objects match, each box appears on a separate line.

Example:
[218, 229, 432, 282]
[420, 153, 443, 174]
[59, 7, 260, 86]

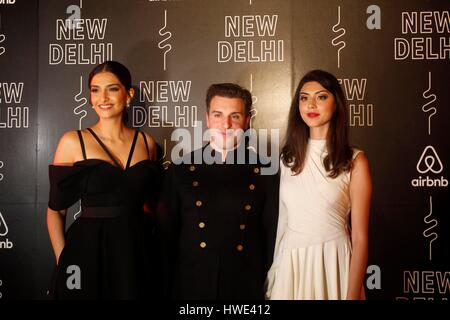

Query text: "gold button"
[253, 167, 260, 174]
[192, 181, 199, 187]
[239, 224, 246, 230]
[249, 184, 255, 190]
[200, 241, 207, 248]
[196, 200, 203, 207]
[244, 204, 251, 211]
[189, 165, 196, 172]
[198, 222, 206, 229]
[236, 244, 244, 252]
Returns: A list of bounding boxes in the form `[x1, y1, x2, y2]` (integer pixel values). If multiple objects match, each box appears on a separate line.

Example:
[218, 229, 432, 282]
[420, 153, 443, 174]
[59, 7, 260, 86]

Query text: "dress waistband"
[281, 225, 350, 249]
[81, 206, 141, 218]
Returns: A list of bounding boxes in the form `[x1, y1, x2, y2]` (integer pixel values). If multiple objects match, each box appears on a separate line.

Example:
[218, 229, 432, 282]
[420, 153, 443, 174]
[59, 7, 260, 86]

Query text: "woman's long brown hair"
[281, 70, 353, 178]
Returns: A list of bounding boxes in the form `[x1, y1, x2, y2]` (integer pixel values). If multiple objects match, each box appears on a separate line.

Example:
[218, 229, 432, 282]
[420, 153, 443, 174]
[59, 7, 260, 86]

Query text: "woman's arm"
[47, 208, 67, 264]
[46, 131, 79, 264]
[347, 152, 372, 300]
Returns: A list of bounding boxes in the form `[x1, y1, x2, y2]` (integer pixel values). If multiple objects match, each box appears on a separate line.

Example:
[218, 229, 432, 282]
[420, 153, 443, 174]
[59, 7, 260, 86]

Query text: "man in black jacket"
[157, 83, 279, 299]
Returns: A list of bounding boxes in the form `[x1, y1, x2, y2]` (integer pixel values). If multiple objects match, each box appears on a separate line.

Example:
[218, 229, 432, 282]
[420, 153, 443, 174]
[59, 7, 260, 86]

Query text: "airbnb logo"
[412, 145, 448, 188]
[0, 211, 8, 236]
[0, 211, 13, 250]
[416, 146, 443, 174]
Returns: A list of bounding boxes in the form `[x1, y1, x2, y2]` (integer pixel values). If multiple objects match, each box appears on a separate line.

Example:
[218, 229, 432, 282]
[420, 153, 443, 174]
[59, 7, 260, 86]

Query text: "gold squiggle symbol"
[73, 200, 82, 220]
[423, 196, 438, 261]
[73, 76, 86, 220]
[162, 139, 172, 169]
[0, 34, 5, 56]
[249, 74, 258, 129]
[422, 71, 437, 136]
[158, 10, 172, 71]
[331, 6, 346, 68]
[73, 75, 88, 130]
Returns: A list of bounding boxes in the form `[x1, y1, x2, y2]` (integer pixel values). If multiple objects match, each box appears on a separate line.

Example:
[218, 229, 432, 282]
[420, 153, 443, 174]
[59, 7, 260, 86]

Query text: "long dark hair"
[88, 60, 132, 123]
[281, 69, 352, 178]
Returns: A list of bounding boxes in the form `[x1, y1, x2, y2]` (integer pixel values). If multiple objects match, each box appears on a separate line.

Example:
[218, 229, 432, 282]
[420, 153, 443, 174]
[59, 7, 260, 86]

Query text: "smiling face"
[206, 95, 250, 151]
[89, 71, 133, 121]
[299, 81, 336, 139]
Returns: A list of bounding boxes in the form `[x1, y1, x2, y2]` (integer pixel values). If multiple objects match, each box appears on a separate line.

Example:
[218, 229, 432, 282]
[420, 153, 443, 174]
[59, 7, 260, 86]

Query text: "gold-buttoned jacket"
[157, 143, 279, 299]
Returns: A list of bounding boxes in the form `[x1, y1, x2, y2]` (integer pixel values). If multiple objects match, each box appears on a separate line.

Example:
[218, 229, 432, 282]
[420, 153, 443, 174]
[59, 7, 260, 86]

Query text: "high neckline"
[309, 138, 326, 146]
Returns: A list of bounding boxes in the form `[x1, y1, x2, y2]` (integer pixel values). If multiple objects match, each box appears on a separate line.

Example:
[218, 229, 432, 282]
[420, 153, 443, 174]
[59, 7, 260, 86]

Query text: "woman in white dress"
[266, 70, 372, 300]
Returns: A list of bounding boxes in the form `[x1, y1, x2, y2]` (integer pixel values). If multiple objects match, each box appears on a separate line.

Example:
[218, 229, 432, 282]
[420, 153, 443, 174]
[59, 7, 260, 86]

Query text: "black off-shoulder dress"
[48, 129, 163, 299]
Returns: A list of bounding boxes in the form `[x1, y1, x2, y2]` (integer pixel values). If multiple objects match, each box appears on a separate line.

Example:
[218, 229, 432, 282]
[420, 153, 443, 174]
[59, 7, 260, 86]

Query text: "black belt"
[81, 206, 141, 218]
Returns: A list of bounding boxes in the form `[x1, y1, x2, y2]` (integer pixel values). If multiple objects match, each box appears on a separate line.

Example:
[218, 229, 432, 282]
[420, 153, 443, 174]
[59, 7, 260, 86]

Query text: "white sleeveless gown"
[266, 139, 362, 300]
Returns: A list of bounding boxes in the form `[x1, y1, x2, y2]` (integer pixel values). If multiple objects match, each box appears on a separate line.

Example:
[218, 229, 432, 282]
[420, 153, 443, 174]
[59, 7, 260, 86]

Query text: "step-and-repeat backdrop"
[0, 0, 448, 300]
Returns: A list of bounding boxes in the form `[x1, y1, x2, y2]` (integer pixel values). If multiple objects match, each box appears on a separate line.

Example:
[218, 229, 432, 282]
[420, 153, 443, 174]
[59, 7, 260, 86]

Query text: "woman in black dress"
[47, 61, 162, 299]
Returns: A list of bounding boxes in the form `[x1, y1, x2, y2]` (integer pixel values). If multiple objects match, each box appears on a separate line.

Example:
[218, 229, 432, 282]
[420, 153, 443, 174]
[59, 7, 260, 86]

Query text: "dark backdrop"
[0, 0, 448, 300]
